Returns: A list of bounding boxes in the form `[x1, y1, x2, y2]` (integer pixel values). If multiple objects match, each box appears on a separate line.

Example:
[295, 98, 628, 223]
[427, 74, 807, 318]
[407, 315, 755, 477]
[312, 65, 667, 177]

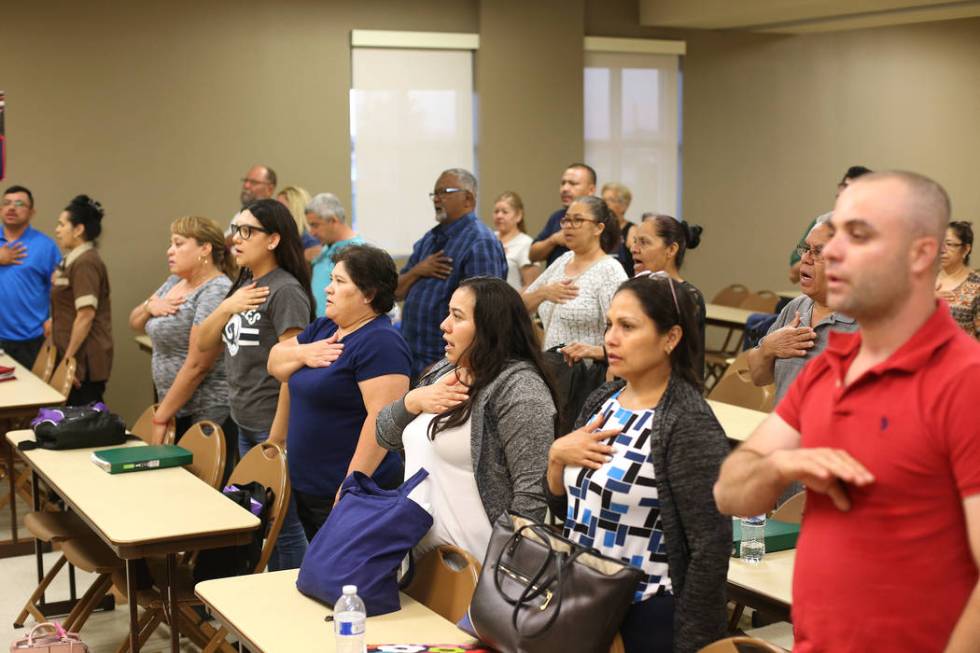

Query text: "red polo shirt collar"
[823, 301, 958, 385]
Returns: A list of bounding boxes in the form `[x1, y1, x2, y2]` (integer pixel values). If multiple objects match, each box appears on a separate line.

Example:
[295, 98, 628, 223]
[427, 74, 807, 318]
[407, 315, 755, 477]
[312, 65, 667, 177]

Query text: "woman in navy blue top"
[268, 244, 411, 539]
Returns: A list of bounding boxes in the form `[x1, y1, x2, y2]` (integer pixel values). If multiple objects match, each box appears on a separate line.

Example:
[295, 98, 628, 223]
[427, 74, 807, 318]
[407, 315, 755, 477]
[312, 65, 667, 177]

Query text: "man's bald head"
[844, 170, 949, 242]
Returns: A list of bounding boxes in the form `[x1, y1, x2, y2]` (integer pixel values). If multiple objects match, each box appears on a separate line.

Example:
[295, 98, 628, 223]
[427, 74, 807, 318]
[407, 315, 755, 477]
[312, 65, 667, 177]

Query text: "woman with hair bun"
[631, 214, 706, 379]
[49, 195, 113, 405]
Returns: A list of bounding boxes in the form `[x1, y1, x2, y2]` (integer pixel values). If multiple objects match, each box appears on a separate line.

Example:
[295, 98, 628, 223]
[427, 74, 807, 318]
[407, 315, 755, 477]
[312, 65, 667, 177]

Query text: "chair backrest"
[405, 545, 481, 624]
[771, 491, 806, 524]
[227, 442, 290, 574]
[711, 284, 750, 307]
[178, 421, 226, 490]
[31, 339, 57, 382]
[740, 291, 779, 314]
[48, 356, 76, 399]
[131, 404, 176, 445]
[720, 349, 752, 381]
[708, 370, 773, 412]
[698, 636, 787, 652]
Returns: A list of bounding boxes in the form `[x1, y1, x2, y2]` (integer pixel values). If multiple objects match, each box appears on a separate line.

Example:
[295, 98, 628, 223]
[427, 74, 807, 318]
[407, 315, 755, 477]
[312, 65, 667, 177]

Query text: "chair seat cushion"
[60, 535, 124, 574]
[25, 510, 92, 542]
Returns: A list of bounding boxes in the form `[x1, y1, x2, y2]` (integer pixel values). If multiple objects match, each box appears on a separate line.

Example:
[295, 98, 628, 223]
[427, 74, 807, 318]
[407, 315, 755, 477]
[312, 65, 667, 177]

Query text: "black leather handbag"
[468, 512, 643, 653]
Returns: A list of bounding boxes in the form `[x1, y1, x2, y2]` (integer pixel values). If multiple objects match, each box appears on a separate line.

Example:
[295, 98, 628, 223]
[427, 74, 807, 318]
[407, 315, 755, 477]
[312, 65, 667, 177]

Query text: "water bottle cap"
[342, 585, 357, 595]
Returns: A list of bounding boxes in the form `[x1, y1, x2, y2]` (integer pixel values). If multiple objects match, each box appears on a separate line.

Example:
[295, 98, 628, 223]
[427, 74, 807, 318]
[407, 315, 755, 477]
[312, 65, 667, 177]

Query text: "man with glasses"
[529, 163, 597, 266]
[748, 215, 857, 405]
[396, 168, 507, 378]
[225, 164, 277, 245]
[0, 185, 62, 367]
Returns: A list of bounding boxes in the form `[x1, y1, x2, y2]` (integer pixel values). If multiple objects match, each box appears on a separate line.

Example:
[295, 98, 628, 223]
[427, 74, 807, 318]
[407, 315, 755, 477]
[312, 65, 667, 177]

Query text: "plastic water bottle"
[740, 515, 766, 564]
[334, 585, 366, 653]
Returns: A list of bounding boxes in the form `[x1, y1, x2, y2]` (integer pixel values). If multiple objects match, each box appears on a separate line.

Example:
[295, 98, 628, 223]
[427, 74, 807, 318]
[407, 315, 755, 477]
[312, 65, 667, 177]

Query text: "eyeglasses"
[559, 216, 598, 229]
[942, 241, 964, 251]
[428, 188, 464, 200]
[1, 199, 29, 209]
[241, 177, 272, 186]
[796, 243, 825, 261]
[230, 223, 271, 240]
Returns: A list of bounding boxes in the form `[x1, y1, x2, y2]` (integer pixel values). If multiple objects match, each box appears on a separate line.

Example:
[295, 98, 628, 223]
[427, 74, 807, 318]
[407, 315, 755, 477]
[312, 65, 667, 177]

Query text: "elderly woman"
[523, 195, 626, 363]
[275, 185, 320, 262]
[268, 244, 410, 539]
[49, 195, 112, 406]
[546, 275, 730, 653]
[493, 191, 537, 290]
[601, 182, 635, 276]
[129, 216, 236, 458]
[631, 214, 706, 379]
[377, 277, 556, 560]
[747, 217, 858, 403]
[936, 220, 979, 338]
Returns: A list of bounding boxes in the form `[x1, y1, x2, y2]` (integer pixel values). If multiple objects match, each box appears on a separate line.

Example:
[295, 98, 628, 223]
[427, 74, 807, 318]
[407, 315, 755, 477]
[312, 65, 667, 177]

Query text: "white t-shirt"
[403, 404, 491, 561]
[499, 231, 533, 291]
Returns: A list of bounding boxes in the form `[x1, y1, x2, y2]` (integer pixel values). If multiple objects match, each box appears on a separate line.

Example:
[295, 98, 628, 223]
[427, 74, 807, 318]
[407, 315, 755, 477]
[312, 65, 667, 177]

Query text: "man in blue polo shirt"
[528, 162, 597, 267]
[0, 185, 62, 368]
[396, 168, 507, 378]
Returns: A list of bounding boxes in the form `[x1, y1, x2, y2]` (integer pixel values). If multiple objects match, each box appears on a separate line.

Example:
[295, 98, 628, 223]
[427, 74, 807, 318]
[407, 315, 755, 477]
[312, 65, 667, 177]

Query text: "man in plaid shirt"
[396, 168, 507, 378]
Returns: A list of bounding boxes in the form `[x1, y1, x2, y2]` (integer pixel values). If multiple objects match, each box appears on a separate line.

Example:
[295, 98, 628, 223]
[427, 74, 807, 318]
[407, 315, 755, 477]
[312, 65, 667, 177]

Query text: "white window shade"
[351, 47, 475, 257]
[585, 52, 681, 218]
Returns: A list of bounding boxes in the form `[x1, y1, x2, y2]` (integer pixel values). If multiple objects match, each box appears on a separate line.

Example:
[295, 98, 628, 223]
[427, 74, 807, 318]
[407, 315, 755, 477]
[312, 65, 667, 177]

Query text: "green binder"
[91, 445, 193, 474]
[732, 518, 800, 558]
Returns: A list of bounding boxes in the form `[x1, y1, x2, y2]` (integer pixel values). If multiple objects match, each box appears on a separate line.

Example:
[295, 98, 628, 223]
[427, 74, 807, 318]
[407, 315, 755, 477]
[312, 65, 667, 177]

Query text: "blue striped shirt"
[400, 213, 507, 377]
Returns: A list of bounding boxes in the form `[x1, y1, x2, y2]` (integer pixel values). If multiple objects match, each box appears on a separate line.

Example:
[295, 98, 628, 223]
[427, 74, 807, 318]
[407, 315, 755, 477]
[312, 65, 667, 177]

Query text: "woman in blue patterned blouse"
[545, 274, 731, 653]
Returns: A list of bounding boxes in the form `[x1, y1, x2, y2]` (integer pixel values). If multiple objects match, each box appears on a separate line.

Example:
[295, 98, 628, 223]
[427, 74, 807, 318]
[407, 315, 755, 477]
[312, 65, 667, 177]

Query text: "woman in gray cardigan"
[377, 277, 558, 560]
[546, 274, 730, 653]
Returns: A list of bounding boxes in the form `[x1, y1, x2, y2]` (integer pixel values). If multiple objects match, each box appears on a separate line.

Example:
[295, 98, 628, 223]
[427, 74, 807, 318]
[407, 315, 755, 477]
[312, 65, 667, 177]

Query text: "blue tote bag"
[296, 468, 433, 616]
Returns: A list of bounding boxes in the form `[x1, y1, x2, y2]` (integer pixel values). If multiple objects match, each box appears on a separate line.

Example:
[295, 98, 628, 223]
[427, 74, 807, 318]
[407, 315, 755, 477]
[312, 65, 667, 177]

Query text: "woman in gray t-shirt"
[129, 217, 236, 457]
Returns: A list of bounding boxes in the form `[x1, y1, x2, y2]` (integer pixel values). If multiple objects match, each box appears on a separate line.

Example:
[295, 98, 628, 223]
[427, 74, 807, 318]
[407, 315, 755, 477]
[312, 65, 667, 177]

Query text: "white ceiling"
[639, 0, 980, 33]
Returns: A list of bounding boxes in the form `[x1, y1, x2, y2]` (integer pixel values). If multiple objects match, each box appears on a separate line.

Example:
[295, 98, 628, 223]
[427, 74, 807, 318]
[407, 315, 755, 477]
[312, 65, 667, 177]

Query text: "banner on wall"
[0, 91, 5, 181]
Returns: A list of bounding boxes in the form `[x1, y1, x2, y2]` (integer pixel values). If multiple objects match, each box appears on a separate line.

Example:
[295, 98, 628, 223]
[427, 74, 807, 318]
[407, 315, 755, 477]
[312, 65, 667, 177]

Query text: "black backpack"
[26, 404, 127, 450]
[193, 482, 274, 582]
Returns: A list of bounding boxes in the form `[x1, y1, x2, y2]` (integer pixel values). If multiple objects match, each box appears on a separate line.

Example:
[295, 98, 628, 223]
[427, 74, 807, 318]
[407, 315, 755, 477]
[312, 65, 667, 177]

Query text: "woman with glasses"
[49, 195, 113, 405]
[545, 275, 729, 653]
[746, 218, 858, 404]
[378, 277, 557, 560]
[936, 220, 979, 339]
[630, 214, 706, 378]
[128, 217, 236, 470]
[198, 198, 315, 570]
[523, 195, 625, 362]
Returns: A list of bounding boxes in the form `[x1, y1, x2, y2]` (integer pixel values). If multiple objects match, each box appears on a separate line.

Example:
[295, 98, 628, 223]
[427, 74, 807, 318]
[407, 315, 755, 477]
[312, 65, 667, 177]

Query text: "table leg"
[6, 437, 17, 542]
[127, 558, 140, 653]
[167, 552, 179, 653]
[33, 471, 42, 588]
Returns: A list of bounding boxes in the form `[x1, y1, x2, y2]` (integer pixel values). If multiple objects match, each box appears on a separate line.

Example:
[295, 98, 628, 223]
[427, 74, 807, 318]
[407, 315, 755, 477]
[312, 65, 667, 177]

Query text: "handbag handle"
[27, 621, 66, 644]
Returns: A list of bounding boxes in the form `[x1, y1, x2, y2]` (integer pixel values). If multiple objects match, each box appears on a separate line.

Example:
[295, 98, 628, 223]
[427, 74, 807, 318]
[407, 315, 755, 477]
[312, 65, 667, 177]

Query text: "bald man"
[714, 171, 980, 652]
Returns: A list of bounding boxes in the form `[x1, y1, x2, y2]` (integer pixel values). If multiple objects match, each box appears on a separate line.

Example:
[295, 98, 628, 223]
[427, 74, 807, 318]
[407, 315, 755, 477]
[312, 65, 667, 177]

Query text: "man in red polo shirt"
[714, 171, 980, 652]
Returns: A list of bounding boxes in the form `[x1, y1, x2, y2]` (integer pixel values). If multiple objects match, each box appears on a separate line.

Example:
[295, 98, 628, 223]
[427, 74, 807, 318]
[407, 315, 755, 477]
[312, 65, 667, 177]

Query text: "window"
[584, 49, 681, 218]
[350, 38, 476, 257]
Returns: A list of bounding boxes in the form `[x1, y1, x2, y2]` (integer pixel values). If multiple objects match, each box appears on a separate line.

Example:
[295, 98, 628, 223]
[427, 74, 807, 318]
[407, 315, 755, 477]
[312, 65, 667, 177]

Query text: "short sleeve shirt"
[287, 315, 410, 497]
[776, 304, 980, 653]
[526, 252, 628, 350]
[764, 294, 858, 404]
[501, 231, 533, 290]
[532, 208, 569, 267]
[50, 244, 113, 383]
[0, 226, 62, 341]
[946, 271, 980, 339]
[222, 268, 311, 432]
[145, 274, 232, 422]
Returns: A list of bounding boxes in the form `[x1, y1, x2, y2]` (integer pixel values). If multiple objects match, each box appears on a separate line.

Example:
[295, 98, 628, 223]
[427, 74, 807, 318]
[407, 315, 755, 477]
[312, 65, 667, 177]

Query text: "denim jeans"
[237, 424, 308, 570]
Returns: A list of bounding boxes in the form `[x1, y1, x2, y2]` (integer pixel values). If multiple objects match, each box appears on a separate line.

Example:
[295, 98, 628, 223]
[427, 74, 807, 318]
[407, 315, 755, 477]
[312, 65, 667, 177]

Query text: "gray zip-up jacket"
[546, 377, 731, 653]
[376, 358, 557, 524]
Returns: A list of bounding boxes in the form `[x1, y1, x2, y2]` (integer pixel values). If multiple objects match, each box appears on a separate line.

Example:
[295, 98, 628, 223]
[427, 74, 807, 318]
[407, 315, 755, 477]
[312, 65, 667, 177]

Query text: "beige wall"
[4, 1, 979, 421]
[587, 2, 980, 300]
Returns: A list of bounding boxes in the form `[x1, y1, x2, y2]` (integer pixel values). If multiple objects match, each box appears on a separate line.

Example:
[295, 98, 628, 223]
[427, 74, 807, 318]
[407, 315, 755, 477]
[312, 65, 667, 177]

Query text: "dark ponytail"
[649, 215, 702, 269]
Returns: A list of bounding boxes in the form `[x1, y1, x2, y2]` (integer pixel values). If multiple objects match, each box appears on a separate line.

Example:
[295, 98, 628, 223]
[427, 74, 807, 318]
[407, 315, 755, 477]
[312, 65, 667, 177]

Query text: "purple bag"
[295, 468, 432, 616]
